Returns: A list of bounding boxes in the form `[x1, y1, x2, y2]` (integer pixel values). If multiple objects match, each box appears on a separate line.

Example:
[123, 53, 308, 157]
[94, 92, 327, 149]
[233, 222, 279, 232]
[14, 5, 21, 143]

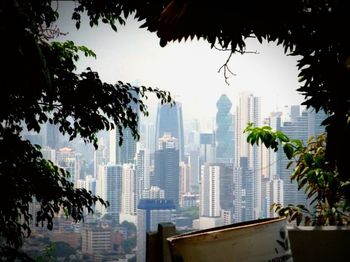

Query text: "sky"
[55, 2, 305, 124]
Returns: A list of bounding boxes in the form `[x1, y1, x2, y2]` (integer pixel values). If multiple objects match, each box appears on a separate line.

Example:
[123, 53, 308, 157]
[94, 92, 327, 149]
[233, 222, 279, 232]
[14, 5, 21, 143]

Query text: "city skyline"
[56, 2, 305, 122]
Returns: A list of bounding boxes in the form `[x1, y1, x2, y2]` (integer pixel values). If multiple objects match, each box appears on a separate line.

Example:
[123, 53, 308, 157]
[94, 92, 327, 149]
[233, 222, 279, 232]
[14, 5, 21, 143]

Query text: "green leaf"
[283, 143, 294, 159]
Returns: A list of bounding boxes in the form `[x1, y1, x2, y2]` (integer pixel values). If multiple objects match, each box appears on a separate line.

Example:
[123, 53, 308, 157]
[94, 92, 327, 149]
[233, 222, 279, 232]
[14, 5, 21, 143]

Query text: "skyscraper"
[188, 149, 200, 193]
[153, 133, 180, 209]
[109, 89, 139, 165]
[268, 178, 284, 218]
[46, 123, 60, 149]
[240, 157, 254, 221]
[136, 147, 151, 204]
[200, 163, 221, 217]
[199, 132, 215, 164]
[278, 107, 327, 208]
[104, 164, 123, 224]
[215, 94, 234, 164]
[120, 163, 137, 224]
[235, 92, 261, 219]
[109, 127, 137, 165]
[155, 102, 184, 161]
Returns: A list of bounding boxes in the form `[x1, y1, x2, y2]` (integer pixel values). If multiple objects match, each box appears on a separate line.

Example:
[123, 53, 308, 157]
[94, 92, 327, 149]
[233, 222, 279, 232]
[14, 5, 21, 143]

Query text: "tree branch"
[216, 46, 259, 85]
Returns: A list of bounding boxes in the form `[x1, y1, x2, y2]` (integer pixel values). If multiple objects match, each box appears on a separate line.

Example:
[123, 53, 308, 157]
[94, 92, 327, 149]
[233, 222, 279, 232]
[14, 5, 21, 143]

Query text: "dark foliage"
[0, 0, 172, 259]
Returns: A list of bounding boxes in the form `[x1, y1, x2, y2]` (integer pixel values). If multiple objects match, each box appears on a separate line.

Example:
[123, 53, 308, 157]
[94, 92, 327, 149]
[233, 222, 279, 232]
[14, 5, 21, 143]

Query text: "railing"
[146, 222, 350, 262]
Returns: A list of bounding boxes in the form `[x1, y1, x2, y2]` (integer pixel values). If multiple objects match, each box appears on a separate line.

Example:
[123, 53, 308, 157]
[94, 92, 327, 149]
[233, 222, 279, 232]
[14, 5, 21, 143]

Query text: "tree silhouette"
[0, 0, 171, 258]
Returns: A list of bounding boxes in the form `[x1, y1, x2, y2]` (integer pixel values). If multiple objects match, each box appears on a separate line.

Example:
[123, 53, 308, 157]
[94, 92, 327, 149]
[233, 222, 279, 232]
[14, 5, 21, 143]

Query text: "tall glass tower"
[155, 102, 184, 161]
[215, 94, 234, 164]
[153, 134, 180, 209]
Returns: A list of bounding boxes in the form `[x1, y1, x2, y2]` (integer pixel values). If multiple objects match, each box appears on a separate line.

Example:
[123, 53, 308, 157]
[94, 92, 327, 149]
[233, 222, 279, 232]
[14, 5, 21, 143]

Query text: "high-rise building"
[232, 166, 242, 223]
[268, 178, 284, 218]
[219, 163, 234, 219]
[153, 133, 180, 209]
[188, 150, 200, 193]
[120, 164, 137, 224]
[104, 164, 123, 224]
[94, 137, 109, 179]
[139, 121, 156, 154]
[278, 106, 326, 208]
[200, 163, 221, 217]
[155, 102, 184, 161]
[215, 94, 234, 164]
[56, 147, 79, 184]
[109, 127, 137, 165]
[199, 132, 215, 164]
[136, 199, 175, 262]
[179, 161, 191, 198]
[240, 157, 254, 221]
[46, 123, 60, 149]
[235, 92, 261, 219]
[109, 89, 139, 165]
[136, 147, 151, 205]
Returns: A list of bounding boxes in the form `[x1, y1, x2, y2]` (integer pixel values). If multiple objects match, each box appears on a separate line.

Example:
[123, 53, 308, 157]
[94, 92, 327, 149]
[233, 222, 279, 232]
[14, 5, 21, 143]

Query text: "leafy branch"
[244, 123, 350, 226]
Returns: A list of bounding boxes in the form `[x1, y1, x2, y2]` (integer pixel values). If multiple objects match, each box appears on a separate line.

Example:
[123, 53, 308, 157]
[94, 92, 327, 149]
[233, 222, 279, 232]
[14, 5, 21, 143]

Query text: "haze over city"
[56, 2, 305, 122]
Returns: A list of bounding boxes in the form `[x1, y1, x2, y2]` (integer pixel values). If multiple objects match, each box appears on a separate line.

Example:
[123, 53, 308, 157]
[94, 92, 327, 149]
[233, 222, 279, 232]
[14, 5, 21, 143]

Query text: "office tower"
[109, 89, 139, 165]
[109, 127, 137, 165]
[188, 150, 200, 193]
[179, 161, 191, 197]
[279, 107, 327, 208]
[155, 102, 184, 161]
[46, 123, 60, 149]
[104, 164, 123, 224]
[215, 94, 235, 164]
[153, 133, 180, 209]
[120, 164, 137, 224]
[232, 166, 242, 223]
[279, 108, 308, 208]
[240, 157, 254, 221]
[268, 178, 284, 218]
[235, 92, 261, 219]
[136, 147, 151, 205]
[219, 163, 234, 219]
[199, 132, 215, 164]
[56, 147, 79, 184]
[200, 163, 221, 217]
[137, 199, 175, 262]
[139, 121, 156, 154]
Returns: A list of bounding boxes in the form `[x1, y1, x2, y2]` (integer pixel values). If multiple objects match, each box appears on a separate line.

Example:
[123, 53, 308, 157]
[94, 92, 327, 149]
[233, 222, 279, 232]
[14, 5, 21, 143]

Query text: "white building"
[268, 178, 284, 218]
[235, 92, 262, 219]
[120, 164, 137, 224]
[200, 163, 220, 217]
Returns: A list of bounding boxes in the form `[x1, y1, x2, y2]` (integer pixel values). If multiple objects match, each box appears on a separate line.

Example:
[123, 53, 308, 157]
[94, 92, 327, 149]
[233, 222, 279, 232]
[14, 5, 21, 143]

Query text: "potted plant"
[244, 124, 350, 261]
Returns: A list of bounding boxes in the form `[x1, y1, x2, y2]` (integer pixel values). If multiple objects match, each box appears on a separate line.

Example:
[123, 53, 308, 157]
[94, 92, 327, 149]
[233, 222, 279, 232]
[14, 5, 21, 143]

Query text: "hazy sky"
[56, 2, 305, 123]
